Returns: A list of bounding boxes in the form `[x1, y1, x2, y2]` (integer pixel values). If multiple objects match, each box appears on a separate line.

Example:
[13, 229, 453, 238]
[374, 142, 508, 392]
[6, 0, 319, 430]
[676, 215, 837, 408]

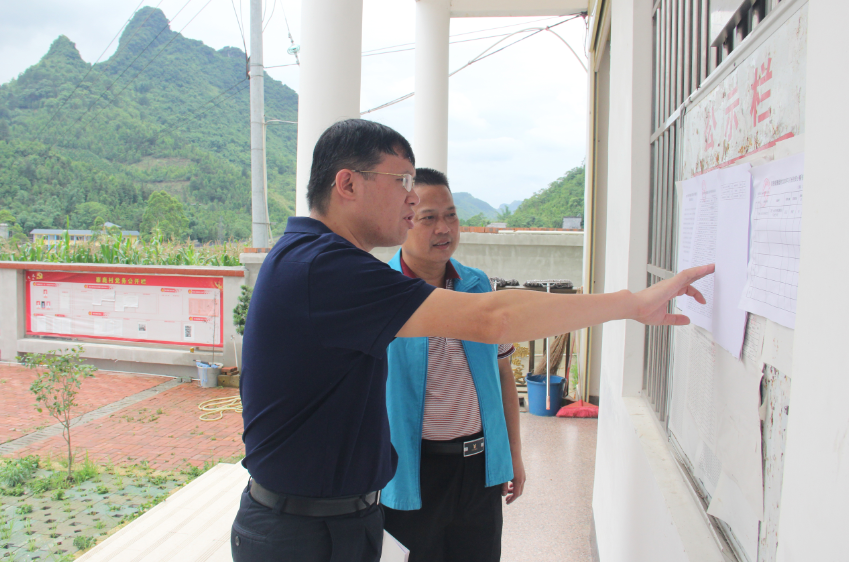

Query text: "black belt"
[249, 479, 379, 517]
[421, 434, 485, 457]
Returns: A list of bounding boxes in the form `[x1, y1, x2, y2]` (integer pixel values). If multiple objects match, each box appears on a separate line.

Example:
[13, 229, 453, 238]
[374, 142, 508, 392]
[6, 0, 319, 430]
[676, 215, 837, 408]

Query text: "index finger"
[682, 263, 715, 284]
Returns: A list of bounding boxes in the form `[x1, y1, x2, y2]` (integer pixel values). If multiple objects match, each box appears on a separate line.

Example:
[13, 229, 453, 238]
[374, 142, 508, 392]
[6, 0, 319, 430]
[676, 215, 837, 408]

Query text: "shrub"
[0, 456, 39, 487]
[73, 535, 96, 551]
[15, 504, 33, 515]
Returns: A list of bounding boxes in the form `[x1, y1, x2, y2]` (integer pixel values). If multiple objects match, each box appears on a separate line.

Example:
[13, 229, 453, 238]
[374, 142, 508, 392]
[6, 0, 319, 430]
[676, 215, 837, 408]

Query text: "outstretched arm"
[397, 264, 714, 343]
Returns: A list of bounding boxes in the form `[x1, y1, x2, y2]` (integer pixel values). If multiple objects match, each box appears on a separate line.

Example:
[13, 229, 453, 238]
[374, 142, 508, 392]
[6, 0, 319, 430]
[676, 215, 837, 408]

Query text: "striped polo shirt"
[400, 256, 515, 441]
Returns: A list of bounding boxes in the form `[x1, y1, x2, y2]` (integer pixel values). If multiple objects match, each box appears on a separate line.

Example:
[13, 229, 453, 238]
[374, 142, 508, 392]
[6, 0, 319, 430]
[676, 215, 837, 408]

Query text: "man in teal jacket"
[382, 168, 525, 562]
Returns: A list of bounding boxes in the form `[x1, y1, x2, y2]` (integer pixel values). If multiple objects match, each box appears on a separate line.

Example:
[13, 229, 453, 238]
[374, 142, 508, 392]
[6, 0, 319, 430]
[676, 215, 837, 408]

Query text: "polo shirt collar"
[399, 252, 461, 281]
[284, 216, 335, 236]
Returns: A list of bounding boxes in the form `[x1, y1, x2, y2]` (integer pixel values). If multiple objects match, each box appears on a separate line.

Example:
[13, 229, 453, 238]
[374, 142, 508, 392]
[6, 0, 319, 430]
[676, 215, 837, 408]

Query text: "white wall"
[775, 1, 849, 559]
[591, 1, 725, 560]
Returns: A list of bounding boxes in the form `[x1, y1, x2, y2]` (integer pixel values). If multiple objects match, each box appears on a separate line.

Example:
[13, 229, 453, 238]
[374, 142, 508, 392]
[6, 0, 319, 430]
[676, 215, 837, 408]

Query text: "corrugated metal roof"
[30, 229, 140, 236]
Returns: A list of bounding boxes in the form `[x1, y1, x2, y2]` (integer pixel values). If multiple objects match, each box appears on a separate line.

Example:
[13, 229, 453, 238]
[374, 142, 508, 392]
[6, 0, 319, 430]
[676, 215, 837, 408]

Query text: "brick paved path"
[0, 364, 164, 444]
[1, 363, 244, 470]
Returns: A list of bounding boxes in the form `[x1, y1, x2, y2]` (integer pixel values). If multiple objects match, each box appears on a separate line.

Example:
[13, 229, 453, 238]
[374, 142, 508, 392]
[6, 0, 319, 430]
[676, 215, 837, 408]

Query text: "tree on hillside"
[508, 166, 585, 229]
[460, 213, 489, 227]
[140, 191, 187, 240]
[71, 202, 110, 230]
[496, 206, 513, 222]
[0, 209, 28, 242]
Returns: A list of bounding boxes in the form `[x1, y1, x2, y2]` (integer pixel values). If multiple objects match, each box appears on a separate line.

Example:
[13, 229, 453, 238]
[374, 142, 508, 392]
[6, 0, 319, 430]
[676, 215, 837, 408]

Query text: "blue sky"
[0, 0, 588, 208]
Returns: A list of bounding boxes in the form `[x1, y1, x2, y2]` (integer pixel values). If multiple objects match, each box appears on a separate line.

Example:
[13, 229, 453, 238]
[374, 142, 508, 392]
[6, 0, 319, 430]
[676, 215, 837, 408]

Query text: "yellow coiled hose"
[198, 396, 243, 421]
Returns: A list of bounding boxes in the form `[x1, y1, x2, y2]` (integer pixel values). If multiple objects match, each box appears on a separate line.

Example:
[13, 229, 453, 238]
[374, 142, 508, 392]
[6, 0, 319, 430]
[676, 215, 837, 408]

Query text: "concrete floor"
[501, 413, 598, 562]
[76, 412, 599, 562]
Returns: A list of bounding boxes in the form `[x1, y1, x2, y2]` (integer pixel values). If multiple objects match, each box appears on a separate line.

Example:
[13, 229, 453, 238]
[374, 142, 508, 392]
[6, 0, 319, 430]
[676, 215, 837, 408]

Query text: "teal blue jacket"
[382, 250, 514, 510]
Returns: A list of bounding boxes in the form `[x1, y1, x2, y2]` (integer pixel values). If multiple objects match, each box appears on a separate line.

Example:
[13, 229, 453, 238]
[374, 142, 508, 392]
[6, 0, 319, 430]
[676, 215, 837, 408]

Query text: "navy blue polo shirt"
[240, 217, 435, 498]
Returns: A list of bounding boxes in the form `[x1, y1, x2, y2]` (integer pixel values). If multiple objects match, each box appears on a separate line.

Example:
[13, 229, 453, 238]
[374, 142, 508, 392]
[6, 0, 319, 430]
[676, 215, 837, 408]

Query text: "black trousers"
[231, 485, 384, 562]
[383, 446, 503, 562]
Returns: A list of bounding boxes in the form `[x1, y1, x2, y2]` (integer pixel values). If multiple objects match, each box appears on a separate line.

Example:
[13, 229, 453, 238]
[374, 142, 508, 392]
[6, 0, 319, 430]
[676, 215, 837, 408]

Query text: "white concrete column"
[414, 0, 451, 174]
[775, 2, 849, 560]
[295, 0, 364, 216]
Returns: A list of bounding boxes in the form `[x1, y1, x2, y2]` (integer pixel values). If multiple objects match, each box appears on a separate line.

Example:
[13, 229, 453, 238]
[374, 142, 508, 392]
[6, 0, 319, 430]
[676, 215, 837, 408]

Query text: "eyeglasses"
[352, 170, 414, 192]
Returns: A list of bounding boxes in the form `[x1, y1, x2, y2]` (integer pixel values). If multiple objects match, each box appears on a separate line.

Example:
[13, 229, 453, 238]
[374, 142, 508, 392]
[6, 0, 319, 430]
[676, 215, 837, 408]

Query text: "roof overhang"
[449, 0, 588, 17]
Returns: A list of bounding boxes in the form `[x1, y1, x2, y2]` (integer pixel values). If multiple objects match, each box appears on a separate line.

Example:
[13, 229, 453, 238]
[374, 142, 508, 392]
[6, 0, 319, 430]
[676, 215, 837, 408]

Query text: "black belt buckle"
[463, 437, 484, 457]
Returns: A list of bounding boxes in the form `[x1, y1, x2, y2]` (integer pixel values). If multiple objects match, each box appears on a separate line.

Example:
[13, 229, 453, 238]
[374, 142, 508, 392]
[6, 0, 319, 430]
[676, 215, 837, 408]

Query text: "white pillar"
[414, 0, 450, 174]
[249, 0, 269, 248]
[295, 0, 364, 216]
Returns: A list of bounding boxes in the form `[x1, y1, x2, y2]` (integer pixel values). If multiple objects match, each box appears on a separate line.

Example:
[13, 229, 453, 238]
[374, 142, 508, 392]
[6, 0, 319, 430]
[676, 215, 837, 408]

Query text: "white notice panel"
[26, 271, 223, 347]
[739, 153, 805, 329]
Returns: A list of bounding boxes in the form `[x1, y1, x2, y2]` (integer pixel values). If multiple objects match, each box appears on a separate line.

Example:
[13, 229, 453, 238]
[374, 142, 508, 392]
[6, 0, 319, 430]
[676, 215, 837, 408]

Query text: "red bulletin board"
[25, 271, 224, 347]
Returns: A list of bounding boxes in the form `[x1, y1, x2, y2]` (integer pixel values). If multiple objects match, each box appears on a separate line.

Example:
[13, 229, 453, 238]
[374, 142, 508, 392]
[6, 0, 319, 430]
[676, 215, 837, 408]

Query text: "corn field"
[0, 230, 244, 267]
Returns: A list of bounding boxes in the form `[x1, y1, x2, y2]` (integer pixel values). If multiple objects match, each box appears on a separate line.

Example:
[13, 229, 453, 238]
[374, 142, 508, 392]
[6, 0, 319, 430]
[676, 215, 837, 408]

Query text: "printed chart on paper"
[25, 271, 224, 347]
[739, 153, 804, 329]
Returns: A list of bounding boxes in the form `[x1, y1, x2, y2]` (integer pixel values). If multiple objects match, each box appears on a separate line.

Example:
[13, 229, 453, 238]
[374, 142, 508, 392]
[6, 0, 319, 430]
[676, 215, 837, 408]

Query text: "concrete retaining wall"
[370, 231, 585, 284]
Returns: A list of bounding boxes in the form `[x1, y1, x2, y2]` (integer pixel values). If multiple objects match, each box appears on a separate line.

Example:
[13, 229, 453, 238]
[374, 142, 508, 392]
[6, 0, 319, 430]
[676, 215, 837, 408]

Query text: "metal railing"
[644, 0, 778, 420]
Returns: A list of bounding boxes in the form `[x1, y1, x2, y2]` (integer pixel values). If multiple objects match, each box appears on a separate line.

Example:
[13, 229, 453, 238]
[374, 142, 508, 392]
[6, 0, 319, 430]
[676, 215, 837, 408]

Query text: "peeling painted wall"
[759, 365, 791, 562]
[682, 6, 808, 180]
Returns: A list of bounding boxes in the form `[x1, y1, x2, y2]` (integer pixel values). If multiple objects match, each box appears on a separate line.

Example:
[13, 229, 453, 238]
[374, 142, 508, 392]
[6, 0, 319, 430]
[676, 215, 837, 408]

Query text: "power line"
[264, 62, 298, 69]
[155, 77, 249, 133]
[72, 0, 215, 140]
[280, 0, 299, 65]
[360, 15, 562, 55]
[230, 0, 248, 56]
[157, 81, 250, 138]
[51, 0, 197, 147]
[362, 30, 536, 58]
[36, 0, 167, 142]
[104, 79, 251, 163]
[262, 0, 276, 32]
[360, 16, 582, 116]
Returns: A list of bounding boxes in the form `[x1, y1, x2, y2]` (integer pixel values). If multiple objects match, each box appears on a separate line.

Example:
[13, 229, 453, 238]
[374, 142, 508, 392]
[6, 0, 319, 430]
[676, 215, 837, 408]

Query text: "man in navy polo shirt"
[232, 119, 714, 562]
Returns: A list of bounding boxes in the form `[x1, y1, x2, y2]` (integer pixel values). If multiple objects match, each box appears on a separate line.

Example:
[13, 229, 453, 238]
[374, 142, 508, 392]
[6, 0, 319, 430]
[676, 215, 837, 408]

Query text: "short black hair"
[307, 119, 415, 214]
[414, 168, 450, 191]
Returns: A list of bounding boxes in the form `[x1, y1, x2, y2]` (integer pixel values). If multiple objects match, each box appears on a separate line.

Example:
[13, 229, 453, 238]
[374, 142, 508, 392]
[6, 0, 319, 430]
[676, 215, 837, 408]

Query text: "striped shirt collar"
[399, 253, 461, 285]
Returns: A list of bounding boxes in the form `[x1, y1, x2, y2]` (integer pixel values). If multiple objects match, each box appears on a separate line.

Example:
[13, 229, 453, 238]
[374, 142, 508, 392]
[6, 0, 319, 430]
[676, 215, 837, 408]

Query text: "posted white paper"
[59, 291, 70, 311]
[676, 173, 717, 331]
[381, 530, 410, 562]
[712, 164, 752, 358]
[123, 294, 139, 308]
[707, 471, 760, 562]
[742, 314, 766, 368]
[713, 344, 764, 518]
[669, 319, 692, 437]
[54, 317, 72, 334]
[740, 153, 804, 329]
[676, 165, 751, 357]
[694, 440, 722, 497]
[686, 327, 717, 450]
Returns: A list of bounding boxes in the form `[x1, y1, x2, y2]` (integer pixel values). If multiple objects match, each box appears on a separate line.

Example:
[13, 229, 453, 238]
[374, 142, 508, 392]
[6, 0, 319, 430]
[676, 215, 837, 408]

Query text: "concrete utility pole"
[249, 0, 270, 248]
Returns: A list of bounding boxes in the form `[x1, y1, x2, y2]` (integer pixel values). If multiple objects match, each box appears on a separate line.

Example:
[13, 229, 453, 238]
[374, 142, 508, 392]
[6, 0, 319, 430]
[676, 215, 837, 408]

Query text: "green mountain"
[504, 166, 584, 228]
[501, 200, 523, 213]
[0, 7, 297, 242]
[452, 192, 498, 221]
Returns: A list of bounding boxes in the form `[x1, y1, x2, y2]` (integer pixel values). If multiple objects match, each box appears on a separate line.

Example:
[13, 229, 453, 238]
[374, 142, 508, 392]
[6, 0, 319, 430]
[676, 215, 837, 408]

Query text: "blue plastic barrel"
[526, 374, 565, 417]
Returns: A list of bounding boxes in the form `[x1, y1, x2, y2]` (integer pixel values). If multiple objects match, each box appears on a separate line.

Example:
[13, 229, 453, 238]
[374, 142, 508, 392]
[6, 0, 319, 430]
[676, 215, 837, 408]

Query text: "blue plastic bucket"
[526, 374, 565, 417]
